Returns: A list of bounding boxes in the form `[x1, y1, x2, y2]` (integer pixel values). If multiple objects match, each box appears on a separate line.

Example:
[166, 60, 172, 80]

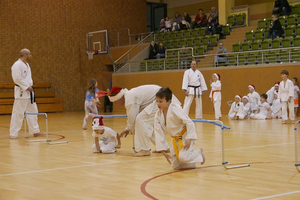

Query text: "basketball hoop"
[86, 50, 97, 60]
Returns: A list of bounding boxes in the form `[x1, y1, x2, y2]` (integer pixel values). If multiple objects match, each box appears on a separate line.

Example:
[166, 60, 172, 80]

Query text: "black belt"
[15, 84, 35, 104]
[188, 85, 200, 98]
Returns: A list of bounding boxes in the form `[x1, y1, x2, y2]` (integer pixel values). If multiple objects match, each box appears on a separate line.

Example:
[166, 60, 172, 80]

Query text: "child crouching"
[92, 117, 121, 153]
[154, 87, 205, 170]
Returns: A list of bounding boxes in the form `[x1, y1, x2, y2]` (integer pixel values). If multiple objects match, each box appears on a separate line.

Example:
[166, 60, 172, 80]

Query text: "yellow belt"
[171, 127, 187, 159]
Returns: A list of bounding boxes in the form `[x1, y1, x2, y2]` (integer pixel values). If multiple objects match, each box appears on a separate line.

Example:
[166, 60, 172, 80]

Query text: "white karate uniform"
[228, 101, 242, 119]
[92, 126, 117, 154]
[248, 91, 260, 113]
[278, 79, 294, 121]
[154, 103, 204, 170]
[251, 102, 270, 119]
[237, 102, 250, 119]
[266, 87, 277, 105]
[209, 80, 221, 119]
[271, 98, 282, 118]
[10, 59, 40, 138]
[124, 85, 181, 151]
[182, 68, 207, 119]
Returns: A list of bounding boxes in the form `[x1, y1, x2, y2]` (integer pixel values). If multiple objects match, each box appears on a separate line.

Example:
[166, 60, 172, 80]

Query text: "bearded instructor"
[10, 49, 44, 139]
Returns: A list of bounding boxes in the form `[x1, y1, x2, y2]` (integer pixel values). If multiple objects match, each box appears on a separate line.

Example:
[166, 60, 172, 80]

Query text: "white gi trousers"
[271, 111, 282, 118]
[10, 99, 40, 137]
[171, 140, 203, 170]
[213, 100, 222, 119]
[183, 95, 203, 119]
[134, 103, 157, 151]
[92, 141, 116, 154]
[281, 101, 295, 121]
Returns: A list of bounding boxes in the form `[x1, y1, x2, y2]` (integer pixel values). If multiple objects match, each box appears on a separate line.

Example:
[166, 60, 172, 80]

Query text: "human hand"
[162, 151, 172, 164]
[184, 90, 189, 96]
[183, 139, 192, 150]
[27, 86, 33, 92]
[120, 130, 130, 138]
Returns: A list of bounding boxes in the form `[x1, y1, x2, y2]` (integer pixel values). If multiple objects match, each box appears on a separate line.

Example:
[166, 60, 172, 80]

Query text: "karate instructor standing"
[10, 49, 44, 139]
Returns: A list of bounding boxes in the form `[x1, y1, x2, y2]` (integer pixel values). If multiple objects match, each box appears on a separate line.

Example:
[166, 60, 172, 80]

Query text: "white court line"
[250, 190, 300, 200]
[0, 157, 159, 177]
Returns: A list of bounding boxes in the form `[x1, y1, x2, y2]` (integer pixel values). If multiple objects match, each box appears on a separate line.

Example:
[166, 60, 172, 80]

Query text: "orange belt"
[212, 90, 221, 100]
[171, 127, 187, 159]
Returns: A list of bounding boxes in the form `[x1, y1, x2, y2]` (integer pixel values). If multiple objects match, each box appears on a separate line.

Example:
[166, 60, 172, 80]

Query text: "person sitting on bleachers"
[165, 16, 172, 32]
[214, 43, 228, 67]
[178, 16, 190, 30]
[210, 7, 218, 20]
[267, 15, 284, 39]
[159, 19, 166, 33]
[205, 15, 219, 35]
[192, 9, 207, 29]
[156, 42, 165, 59]
[183, 11, 191, 24]
[272, 0, 291, 16]
[148, 41, 158, 59]
[172, 12, 182, 31]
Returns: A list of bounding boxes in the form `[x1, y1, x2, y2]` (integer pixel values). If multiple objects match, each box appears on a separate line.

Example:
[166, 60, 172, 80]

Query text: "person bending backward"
[278, 70, 295, 124]
[154, 87, 205, 170]
[10, 49, 45, 139]
[182, 60, 207, 119]
[107, 85, 180, 157]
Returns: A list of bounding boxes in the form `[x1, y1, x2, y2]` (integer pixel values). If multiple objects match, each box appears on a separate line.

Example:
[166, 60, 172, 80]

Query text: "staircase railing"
[114, 32, 154, 72]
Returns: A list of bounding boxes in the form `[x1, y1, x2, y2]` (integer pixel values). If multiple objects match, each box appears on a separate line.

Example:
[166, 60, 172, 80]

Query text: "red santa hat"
[213, 73, 220, 80]
[235, 95, 242, 100]
[92, 116, 104, 130]
[274, 82, 280, 87]
[108, 86, 128, 102]
[248, 84, 255, 90]
[242, 95, 249, 101]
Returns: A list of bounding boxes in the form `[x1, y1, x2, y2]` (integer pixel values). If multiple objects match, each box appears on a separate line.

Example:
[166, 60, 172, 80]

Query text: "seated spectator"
[165, 16, 172, 32]
[172, 12, 182, 31]
[214, 43, 228, 67]
[272, 0, 291, 16]
[192, 9, 207, 29]
[156, 42, 165, 59]
[178, 16, 190, 30]
[159, 19, 166, 33]
[210, 7, 218, 20]
[267, 15, 284, 39]
[205, 15, 219, 35]
[183, 11, 191, 23]
[148, 41, 158, 59]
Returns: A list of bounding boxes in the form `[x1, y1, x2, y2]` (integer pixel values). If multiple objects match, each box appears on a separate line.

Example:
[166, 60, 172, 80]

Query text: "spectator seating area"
[0, 83, 63, 114]
[227, 13, 247, 27]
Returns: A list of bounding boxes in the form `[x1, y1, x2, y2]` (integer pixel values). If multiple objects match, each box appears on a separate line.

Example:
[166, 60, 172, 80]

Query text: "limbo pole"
[24, 112, 50, 142]
[192, 119, 250, 170]
[295, 120, 300, 172]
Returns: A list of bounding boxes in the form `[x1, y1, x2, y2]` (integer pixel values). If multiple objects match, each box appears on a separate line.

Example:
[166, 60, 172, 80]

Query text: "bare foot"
[132, 150, 151, 157]
[82, 126, 87, 130]
[292, 121, 295, 124]
[10, 136, 17, 139]
[282, 120, 286, 124]
[116, 144, 121, 149]
[152, 149, 170, 153]
[200, 148, 205, 165]
[33, 132, 46, 137]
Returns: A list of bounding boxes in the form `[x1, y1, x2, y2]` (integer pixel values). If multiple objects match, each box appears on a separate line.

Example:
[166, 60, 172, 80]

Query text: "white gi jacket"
[266, 87, 277, 104]
[228, 102, 242, 117]
[278, 79, 294, 101]
[92, 126, 117, 144]
[182, 68, 207, 95]
[248, 91, 260, 111]
[237, 102, 250, 117]
[209, 80, 221, 102]
[124, 85, 161, 132]
[271, 99, 282, 114]
[11, 59, 33, 99]
[154, 103, 197, 151]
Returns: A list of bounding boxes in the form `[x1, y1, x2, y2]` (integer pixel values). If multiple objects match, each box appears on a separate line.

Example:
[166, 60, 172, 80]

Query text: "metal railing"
[114, 32, 154, 72]
[114, 46, 300, 73]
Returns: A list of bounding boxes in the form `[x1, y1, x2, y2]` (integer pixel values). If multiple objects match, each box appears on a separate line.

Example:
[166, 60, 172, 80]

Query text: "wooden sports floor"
[0, 112, 299, 200]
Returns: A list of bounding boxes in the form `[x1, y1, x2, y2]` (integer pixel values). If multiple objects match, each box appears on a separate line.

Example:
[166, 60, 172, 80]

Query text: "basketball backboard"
[86, 30, 109, 55]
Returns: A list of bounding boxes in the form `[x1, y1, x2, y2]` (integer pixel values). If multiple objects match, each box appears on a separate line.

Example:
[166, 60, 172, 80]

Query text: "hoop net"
[87, 50, 96, 60]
